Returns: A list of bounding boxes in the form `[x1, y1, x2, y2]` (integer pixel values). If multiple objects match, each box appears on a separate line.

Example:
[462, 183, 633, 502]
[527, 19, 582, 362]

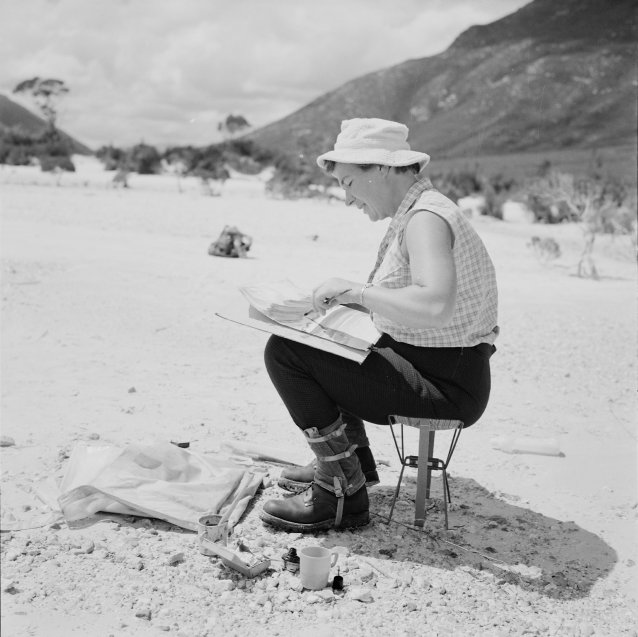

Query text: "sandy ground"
[1, 161, 636, 636]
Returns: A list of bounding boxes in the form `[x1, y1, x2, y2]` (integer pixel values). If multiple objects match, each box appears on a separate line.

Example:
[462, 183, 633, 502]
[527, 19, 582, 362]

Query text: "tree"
[218, 114, 251, 139]
[13, 77, 70, 130]
[525, 172, 636, 279]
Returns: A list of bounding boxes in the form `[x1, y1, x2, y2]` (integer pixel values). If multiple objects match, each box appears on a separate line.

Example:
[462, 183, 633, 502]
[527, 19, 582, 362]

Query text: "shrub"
[40, 155, 75, 172]
[128, 143, 162, 175]
[522, 170, 636, 278]
[0, 125, 74, 167]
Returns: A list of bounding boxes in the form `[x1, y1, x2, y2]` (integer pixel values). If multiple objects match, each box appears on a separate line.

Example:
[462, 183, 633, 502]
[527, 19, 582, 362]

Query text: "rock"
[134, 608, 151, 620]
[88, 433, 100, 440]
[358, 564, 374, 583]
[254, 593, 269, 606]
[405, 601, 418, 612]
[413, 576, 431, 589]
[1, 579, 15, 592]
[305, 593, 322, 604]
[400, 573, 413, 587]
[288, 577, 303, 593]
[316, 589, 334, 602]
[331, 546, 350, 558]
[134, 599, 152, 620]
[217, 579, 235, 592]
[167, 552, 185, 566]
[0, 436, 16, 447]
[349, 586, 374, 603]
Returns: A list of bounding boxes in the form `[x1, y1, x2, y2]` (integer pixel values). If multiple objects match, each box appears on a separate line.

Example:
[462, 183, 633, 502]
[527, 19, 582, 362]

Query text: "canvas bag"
[57, 441, 264, 531]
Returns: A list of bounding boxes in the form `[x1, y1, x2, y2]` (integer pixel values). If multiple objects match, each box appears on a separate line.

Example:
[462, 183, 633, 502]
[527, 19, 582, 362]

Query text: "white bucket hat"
[316, 118, 430, 173]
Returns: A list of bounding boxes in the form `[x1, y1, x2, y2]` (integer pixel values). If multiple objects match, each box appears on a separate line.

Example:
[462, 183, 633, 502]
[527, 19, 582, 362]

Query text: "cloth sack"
[57, 441, 264, 531]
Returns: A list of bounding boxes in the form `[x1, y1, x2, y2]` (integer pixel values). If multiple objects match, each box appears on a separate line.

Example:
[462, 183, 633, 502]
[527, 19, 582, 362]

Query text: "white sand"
[1, 162, 636, 636]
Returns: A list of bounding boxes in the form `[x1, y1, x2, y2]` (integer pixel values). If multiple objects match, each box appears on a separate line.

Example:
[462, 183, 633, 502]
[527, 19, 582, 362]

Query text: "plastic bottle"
[490, 435, 562, 457]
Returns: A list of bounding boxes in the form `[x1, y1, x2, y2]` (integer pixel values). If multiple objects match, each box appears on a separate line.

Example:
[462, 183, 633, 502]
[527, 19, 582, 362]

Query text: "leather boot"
[278, 446, 380, 493]
[260, 419, 370, 532]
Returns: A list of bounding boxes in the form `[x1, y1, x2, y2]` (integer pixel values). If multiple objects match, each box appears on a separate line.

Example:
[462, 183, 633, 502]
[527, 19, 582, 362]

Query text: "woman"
[260, 118, 498, 533]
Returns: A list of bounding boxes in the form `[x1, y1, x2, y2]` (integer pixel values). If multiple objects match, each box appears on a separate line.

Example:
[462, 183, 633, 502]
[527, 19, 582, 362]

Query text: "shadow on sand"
[320, 476, 616, 601]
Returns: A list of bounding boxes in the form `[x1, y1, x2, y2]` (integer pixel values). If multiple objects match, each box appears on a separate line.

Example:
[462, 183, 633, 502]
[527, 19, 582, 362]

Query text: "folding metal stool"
[387, 416, 464, 529]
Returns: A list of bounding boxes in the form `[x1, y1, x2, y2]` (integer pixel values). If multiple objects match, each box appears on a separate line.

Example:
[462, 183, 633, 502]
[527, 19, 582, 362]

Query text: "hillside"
[245, 0, 637, 164]
[0, 94, 92, 155]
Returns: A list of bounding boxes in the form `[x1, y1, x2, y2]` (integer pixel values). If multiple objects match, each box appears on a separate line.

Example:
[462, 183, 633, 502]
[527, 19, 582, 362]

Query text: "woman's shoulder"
[412, 188, 458, 214]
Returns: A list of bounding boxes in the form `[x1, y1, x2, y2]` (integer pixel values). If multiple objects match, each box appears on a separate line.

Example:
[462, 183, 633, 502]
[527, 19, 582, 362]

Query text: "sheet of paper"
[239, 280, 380, 351]
[215, 308, 371, 364]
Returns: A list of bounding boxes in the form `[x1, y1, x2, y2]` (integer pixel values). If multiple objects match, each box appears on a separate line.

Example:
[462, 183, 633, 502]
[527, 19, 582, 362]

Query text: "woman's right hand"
[311, 278, 360, 315]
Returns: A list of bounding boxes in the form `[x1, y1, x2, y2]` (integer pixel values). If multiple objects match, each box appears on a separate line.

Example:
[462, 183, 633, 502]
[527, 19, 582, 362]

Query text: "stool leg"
[414, 427, 434, 527]
[442, 467, 449, 530]
[425, 431, 435, 499]
[387, 463, 406, 524]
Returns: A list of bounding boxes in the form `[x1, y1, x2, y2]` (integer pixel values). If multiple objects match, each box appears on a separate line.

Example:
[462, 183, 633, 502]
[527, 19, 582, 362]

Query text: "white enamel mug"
[299, 546, 339, 590]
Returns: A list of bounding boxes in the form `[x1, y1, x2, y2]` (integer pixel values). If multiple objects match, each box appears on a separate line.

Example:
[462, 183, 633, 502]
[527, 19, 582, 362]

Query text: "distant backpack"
[208, 225, 252, 258]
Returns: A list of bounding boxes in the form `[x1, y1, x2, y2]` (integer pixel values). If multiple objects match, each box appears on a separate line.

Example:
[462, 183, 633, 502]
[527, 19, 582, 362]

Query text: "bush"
[128, 143, 162, 175]
[0, 125, 74, 167]
[522, 170, 636, 278]
[431, 169, 482, 201]
[40, 155, 75, 172]
[96, 145, 128, 171]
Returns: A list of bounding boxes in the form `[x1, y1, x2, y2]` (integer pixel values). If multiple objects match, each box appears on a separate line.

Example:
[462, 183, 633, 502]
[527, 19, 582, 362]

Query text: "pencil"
[304, 288, 352, 316]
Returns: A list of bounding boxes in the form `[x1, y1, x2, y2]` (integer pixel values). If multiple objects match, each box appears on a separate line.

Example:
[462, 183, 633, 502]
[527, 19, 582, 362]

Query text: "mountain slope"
[0, 94, 92, 155]
[245, 0, 637, 161]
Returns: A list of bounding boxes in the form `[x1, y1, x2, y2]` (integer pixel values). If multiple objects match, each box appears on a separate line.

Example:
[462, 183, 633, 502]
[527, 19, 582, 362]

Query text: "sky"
[1, 0, 530, 149]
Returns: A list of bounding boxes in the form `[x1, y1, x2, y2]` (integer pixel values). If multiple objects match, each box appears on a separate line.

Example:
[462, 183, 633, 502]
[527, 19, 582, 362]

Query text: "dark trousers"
[264, 333, 494, 445]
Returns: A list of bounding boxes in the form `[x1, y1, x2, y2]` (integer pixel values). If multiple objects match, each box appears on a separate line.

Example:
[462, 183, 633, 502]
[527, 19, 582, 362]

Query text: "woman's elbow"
[425, 298, 456, 329]
[430, 307, 454, 328]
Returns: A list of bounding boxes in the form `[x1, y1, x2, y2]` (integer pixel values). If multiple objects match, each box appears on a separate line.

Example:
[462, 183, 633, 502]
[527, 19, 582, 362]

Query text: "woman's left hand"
[311, 278, 360, 315]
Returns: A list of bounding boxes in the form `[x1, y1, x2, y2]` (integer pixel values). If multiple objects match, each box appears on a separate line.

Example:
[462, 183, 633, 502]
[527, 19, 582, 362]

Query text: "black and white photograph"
[1, 1, 636, 635]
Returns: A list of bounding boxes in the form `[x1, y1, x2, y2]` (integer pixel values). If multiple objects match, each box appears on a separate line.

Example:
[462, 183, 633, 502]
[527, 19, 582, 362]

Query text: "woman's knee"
[264, 335, 285, 374]
[264, 335, 305, 380]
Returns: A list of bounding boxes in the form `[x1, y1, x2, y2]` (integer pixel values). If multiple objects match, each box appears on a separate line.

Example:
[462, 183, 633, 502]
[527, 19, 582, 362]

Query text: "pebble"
[134, 605, 151, 618]
[316, 589, 334, 602]
[167, 552, 185, 566]
[288, 577, 303, 593]
[217, 579, 235, 592]
[0, 436, 16, 447]
[349, 586, 374, 603]
[400, 573, 413, 587]
[332, 546, 350, 558]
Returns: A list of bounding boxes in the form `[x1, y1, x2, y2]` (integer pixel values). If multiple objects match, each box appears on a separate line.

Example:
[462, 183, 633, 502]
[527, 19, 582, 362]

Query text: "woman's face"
[332, 163, 388, 222]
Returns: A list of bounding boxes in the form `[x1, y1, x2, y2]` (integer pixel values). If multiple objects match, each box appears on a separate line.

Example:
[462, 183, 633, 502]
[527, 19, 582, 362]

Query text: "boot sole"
[259, 510, 370, 533]
[278, 473, 380, 495]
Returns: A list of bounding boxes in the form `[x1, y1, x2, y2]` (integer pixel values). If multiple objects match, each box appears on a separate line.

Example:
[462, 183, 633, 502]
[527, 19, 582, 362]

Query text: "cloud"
[0, 0, 529, 148]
